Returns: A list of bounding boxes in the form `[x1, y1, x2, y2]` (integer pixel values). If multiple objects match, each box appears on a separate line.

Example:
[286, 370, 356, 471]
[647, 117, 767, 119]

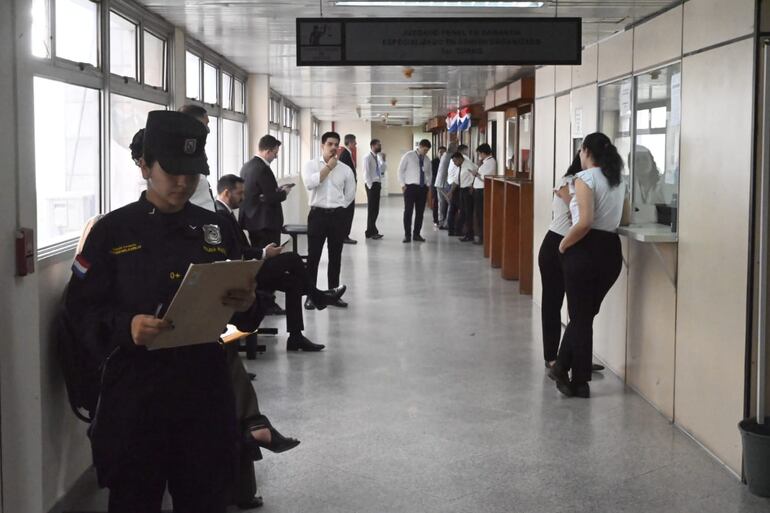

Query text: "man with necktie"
[363, 139, 384, 239]
[397, 139, 433, 243]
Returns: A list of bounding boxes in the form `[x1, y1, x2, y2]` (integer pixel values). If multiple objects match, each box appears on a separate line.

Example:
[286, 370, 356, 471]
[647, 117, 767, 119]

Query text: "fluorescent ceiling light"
[335, 1, 543, 7]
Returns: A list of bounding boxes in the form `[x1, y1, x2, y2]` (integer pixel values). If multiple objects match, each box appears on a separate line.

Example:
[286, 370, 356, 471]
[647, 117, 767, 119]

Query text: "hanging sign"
[297, 17, 582, 66]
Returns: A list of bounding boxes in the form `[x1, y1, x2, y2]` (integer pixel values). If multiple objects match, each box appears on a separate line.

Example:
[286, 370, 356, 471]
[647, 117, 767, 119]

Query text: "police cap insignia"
[203, 224, 222, 245]
[183, 138, 197, 154]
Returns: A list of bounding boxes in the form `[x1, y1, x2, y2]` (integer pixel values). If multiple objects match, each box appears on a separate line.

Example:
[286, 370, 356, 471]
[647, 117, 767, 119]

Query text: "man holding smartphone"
[239, 135, 292, 248]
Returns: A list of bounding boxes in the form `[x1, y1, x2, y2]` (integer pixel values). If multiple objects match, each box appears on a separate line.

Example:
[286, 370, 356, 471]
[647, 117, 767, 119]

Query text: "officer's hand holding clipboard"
[143, 259, 262, 350]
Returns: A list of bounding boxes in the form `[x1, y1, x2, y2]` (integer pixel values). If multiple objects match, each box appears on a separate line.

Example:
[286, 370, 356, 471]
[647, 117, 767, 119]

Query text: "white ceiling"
[139, 0, 677, 125]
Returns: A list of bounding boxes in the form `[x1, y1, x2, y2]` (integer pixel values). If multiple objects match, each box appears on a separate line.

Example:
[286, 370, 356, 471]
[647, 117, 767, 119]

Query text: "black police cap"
[143, 111, 209, 176]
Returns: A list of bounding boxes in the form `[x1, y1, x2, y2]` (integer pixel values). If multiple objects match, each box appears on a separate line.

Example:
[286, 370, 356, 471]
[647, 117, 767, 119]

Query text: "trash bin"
[739, 417, 770, 497]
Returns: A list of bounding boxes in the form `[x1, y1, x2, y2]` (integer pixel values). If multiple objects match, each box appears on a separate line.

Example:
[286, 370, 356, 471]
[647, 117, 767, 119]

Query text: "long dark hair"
[581, 132, 623, 187]
[565, 152, 581, 177]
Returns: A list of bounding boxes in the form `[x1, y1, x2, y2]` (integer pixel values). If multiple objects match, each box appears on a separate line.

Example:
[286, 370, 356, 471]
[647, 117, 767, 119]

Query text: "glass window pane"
[110, 94, 164, 210]
[518, 112, 531, 174]
[207, 115, 219, 181]
[203, 62, 217, 104]
[186, 51, 201, 100]
[633, 63, 682, 228]
[34, 77, 100, 248]
[222, 119, 245, 176]
[56, 0, 98, 66]
[222, 73, 232, 110]
[31, 0, 51, 58]
[292, 132, 300, 176]
[143, 31, 165, 89]
[269, 127, 281, 177]
[110, 12, 137, 79]
[598, 77, 633, 182]
[234, 79, 244, 112]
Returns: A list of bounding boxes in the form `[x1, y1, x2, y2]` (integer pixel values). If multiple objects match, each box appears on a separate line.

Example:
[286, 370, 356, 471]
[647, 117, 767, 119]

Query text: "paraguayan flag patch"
[72, 254, 91, 279]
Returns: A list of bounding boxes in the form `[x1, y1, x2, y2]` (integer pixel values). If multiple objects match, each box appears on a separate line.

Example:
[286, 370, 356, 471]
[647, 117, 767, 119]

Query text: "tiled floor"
[63, 199, 769, 513]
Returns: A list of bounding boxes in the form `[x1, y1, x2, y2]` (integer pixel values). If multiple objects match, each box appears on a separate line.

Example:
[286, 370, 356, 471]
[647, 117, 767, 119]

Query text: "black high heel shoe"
[247, 419, 300, 454]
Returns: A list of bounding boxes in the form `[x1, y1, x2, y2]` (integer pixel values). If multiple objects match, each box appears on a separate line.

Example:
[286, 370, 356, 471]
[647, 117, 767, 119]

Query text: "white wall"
[371, 124, 415, 195]
[531, 0, 758, 475]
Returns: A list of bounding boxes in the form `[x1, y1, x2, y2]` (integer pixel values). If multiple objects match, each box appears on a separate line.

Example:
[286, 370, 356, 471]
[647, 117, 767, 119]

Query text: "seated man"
[215, 174, 346, 352]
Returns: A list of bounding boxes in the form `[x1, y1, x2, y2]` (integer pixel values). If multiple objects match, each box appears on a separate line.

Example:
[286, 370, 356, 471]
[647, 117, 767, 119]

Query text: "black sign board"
[297, 18, 581, 66]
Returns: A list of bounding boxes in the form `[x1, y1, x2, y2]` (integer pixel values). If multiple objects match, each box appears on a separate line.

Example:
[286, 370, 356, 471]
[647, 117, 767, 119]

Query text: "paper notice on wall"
[670, 72, 681, 126]
[572, 108, 583, 138]
[619, 81, 632, 116]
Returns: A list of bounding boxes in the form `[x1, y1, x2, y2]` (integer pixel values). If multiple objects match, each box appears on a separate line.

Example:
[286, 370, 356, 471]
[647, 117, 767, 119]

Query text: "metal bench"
[281, 224, 308, 261]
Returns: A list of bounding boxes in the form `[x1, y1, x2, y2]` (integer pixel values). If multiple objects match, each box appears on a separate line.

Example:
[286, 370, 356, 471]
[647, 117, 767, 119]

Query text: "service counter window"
[518, 110, 532, 175]
[598, 77, 633, 184]
[633, 63, 680, 229]
[505, 116, 517, 172]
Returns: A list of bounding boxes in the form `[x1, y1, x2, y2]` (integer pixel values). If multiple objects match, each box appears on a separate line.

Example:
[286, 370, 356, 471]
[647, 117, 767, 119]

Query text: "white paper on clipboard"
[147, 259, 262, 351]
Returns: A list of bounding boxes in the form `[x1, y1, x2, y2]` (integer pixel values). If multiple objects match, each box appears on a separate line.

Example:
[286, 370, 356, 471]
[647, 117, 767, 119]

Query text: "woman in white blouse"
[548, 132, 626, 398]
[538, 153, 581, 371]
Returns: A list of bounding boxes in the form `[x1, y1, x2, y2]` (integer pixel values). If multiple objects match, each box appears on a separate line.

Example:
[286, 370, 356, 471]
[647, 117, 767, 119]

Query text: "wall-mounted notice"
[297, 18, 582, 66]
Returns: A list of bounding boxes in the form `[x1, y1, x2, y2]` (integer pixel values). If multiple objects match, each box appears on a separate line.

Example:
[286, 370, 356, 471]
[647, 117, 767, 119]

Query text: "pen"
[154, 303, 164, 318]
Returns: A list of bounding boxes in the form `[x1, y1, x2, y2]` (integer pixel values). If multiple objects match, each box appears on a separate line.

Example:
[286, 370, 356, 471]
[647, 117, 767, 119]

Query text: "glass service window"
[222, 119, 245, 176]
[633, 63, 681, 228]
[203, 62, 218, 104]
[34, 77, 100, 248]
[143, 31, 166, 89]
[518, 111, 532, 174]
[186, 51, 201, 100]
[31, 0, 51, 58]
[222, 73, 233, 110]
[505, 117, 517, 172]
[110, 12, 137, 79]
[109, 94, 164, 210]
[56, 0, 99, 66]
[598, 77, 633, 184]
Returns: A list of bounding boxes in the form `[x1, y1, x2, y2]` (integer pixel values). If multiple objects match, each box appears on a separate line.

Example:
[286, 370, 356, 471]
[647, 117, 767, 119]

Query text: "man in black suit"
[338, 134, 358, 244]
[239, 135, 291, 248]
[216, 174, 345, 352]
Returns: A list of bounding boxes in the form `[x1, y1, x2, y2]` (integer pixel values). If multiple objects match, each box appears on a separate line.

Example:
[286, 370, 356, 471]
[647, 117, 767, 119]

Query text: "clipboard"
[147, 259, 262, 351]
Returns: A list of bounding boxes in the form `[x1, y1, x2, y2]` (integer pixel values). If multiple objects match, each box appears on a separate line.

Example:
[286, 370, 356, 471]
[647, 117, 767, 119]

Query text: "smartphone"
[280, 239, 291, 248]
[283, 183, 296, 188]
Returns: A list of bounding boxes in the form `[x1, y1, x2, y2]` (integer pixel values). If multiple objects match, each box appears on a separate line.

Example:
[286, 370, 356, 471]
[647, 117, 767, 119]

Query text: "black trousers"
[307, 207, 346, 289]
[538, 230, 565, 362]
[365, 182, 381, 237]
[473, 188, 484, 241]
[403, 184, 428, 237]
[430, 186, 439, 224]
[344, 201, 355, 238]
[248, 229, 280, 248]
[557, 230, 622, 384]
[447, 185, 459, 234]
[257, 252, 319, 333]
[460, 187, 474, 237]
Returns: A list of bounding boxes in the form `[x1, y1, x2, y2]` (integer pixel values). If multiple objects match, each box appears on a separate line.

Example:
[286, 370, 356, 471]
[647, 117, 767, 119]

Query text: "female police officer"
[65, 111, 258, 512]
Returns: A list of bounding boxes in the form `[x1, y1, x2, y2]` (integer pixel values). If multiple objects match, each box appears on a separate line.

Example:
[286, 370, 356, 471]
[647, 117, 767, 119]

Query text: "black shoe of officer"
[304, 297, 316, 310]
[237, 496, 264, 509]
[287, 333, 325, 352]
[312, 285, 347, 311]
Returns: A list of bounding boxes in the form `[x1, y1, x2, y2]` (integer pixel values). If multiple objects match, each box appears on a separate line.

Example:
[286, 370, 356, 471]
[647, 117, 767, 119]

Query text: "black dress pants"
[460, 187, 474, 237]
[538, 230, 565, 362]
[403, 184, 428, 237]
[365, 182, 381, 237]
[446, 185, 459, 233]
[307, 207, 346, 289]
[557, 230, 622, 384]
[430, 185, 439, 224]
[473, 188, 484, 241]
[257, 252, 315, 333]
[344, 201, 355, 238]
[248, 229, 280, 249]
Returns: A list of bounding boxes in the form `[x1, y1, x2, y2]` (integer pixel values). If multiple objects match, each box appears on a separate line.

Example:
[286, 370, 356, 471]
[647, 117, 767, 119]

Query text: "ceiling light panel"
[334, 1, 544, 6]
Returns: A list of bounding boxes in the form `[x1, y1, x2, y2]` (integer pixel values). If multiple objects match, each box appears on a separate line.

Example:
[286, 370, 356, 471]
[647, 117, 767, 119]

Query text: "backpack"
[57, 284, 100, 423]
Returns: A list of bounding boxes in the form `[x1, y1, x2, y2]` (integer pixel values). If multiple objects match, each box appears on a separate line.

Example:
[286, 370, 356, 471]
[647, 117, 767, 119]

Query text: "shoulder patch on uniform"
[72, 254, 91, 279]
[203, 224, 222, 245]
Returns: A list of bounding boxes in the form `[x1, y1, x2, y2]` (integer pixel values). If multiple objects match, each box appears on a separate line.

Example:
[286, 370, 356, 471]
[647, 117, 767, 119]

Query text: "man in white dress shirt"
[457, 144, 479, 242]
[397, 139, 433, 243]
[363, 139, 384, 240]
[301, 131, 357, 309]
[471, 144, 496, 245]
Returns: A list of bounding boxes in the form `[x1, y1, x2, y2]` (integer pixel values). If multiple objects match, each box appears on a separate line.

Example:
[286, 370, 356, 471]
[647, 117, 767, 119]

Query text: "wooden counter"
[485, 177, 534, 294]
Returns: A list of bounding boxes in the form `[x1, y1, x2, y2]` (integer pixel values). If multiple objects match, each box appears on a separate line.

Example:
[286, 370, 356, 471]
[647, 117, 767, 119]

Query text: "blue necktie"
[418, 154, 425, 186]
[374, 154, 380, 178]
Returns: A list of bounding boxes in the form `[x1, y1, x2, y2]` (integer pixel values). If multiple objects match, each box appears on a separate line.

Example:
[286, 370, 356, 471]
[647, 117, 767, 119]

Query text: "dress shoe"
[403, 236, 411, 243]
[286, 334, 325, 352]
[343, 236, 358, 244]
[304, 297, 316, 310]
[460, 236, 474, 242]
[237, 496, 264, 509]
[592, 363, 605, 372]
[413, 235, 426, 242]
[548, 362, 571, 390]
[329, 297, 348, 308]
[246, 419, 301, 453]
[248, 372, 256, 381]
[371, 233, 384, 240]
[264, 302, 286, 316]
[572, 382, 591, 398]
[312, 285, 347, 310]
